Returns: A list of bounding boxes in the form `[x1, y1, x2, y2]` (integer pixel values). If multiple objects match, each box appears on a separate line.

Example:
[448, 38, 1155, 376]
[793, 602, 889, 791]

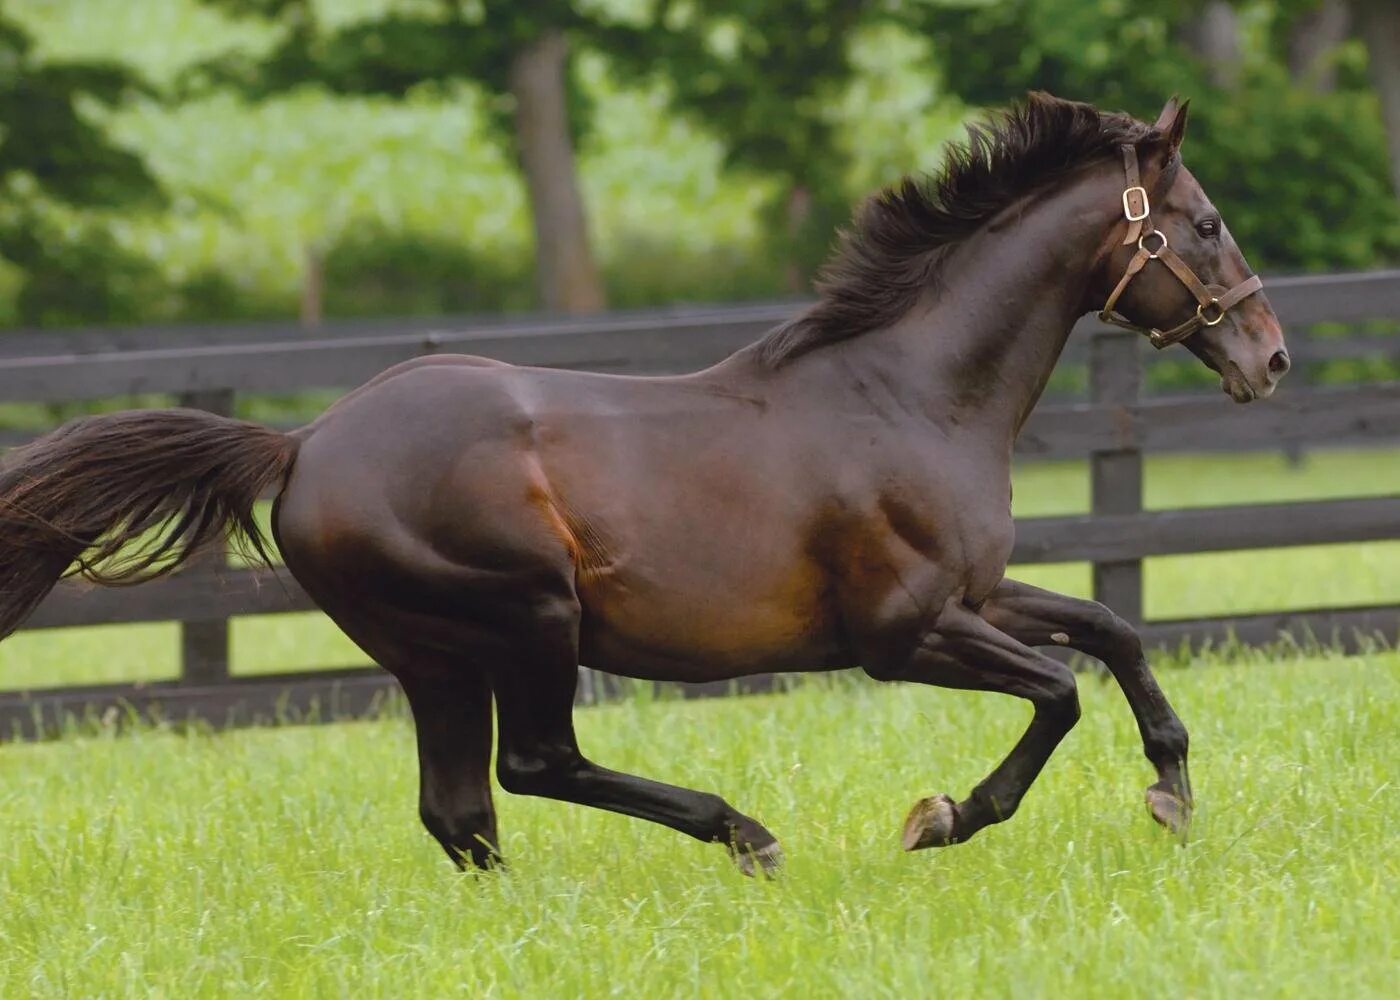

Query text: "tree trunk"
[300, 242, 323, 330]
[1287, 0, 1350, 93]
[782, 184, 812, 294]
[509, 30, 606, 314]
[1178, 1, 1241, 89]
[1355, 0, 1400, 198]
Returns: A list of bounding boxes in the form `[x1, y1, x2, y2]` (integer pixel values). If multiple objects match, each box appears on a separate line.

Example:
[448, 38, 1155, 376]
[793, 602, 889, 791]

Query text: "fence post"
[1089, 331, 1144, 624]
[176, 388, 236, 685]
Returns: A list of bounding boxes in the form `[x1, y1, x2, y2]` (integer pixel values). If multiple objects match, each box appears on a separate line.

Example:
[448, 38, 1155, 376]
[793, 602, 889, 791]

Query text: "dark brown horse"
[0, 94, 1287, 875]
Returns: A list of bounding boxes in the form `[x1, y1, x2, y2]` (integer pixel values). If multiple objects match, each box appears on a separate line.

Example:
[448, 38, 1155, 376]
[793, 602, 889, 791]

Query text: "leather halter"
[1098, 145, 1263, 349]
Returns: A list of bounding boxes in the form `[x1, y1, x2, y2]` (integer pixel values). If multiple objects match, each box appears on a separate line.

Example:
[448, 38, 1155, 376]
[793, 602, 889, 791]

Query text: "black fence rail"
[3, 269, 1400, 738]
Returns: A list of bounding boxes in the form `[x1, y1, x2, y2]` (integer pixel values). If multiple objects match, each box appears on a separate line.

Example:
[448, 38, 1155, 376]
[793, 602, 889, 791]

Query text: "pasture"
[1, 654, 1395, 997]
[2, 446, 1398, 996]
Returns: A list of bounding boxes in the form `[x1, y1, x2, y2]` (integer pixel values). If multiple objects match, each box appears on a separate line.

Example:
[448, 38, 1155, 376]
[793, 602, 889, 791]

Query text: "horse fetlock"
[1144, 720, 1190, 764]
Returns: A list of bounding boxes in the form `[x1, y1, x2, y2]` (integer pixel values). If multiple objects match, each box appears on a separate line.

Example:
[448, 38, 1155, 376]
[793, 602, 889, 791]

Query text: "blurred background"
[1, 0, 1396, 330]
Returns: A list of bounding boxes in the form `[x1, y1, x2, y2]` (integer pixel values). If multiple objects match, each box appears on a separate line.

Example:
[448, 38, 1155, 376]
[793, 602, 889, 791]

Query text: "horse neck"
[830, 166, 1122, 448]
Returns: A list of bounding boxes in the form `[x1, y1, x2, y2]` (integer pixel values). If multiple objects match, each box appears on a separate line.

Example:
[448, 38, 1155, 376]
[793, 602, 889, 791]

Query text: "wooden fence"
[3, 269, 1400, 738]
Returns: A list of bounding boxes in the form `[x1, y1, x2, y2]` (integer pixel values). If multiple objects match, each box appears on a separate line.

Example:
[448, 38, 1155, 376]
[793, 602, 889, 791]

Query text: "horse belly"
[575, 562, 842, 682]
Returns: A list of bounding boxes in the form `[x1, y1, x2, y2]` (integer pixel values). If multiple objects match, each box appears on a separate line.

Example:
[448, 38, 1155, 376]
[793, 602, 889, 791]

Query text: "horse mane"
[754, 92, 1160, 367]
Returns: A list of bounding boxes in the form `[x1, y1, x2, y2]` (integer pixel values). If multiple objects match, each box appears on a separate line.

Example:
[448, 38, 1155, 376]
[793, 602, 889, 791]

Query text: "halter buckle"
[1122, 186, 1149, 222]
[1196, 298, 1225, 326]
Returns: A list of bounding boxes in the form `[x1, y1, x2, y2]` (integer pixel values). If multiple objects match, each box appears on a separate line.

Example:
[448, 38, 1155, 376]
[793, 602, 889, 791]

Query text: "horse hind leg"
[400, 669, 502, 869]
[273, 488, 504, 868]
[315, 611, 503, 870]
[265, 563, 503, 868]
[485, 590, 783, 876]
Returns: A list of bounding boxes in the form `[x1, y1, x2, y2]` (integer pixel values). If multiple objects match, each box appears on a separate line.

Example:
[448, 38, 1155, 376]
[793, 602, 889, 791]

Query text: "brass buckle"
[1122, 185, 1149, 222]
[1137, 229, 1167, 257]
[1196, 298, 1225, 326]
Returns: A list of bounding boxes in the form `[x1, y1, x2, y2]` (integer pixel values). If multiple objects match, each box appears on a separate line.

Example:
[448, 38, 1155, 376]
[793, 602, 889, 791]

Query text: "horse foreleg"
[865, 601, 1081, 850]
[979, 577, 1192, 836]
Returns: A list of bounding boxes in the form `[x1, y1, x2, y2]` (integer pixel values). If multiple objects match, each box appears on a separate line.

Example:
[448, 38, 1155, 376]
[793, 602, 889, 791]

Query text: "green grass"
[1, 654, 1395, 997]
[4, 446, 1400, 691]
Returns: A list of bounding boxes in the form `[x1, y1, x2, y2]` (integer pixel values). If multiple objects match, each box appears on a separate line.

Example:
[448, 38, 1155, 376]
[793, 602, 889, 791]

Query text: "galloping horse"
[0, 94, 1287, 874]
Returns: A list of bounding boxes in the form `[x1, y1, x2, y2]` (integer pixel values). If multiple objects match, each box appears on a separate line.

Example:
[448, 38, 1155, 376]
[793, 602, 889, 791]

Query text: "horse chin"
[1221, 362, 1262, 404]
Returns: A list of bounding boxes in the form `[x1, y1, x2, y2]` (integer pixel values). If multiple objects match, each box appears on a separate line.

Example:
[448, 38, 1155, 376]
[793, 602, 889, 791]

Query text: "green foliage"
[191, 0, 588, 141]
[908, 0, 1400, 271]
[600, 232, 789, 308]
[196, 0, 884, 284]
[0, 218, 170, 327]
[0, 10, 165, 325]
[599, 2, 870, 179]
[906, 0, 1206, 111]
[2, 0, 1399, 329]
[1187, 76, 1400, 270]
[322, 224, 534, 316]
[599, 1, 878, 278]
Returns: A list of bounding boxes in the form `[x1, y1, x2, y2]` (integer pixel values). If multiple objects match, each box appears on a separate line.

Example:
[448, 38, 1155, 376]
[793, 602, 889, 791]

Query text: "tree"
[598, 1, 875, 288]
[196, 1, 892, 305]
[1179, 1, 1242, 90]
[193, 0, 605, 313]
[1281, 0, 1351, 92]
[903, 0, 1400, 270]
[1353, 0, 1400, 197]
[1268, 0, 1400, 197]
[0, 11, 165, 326]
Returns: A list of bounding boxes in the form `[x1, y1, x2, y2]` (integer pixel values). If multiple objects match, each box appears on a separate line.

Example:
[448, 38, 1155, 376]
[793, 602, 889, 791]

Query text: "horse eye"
[1196, 218, 1220, 238]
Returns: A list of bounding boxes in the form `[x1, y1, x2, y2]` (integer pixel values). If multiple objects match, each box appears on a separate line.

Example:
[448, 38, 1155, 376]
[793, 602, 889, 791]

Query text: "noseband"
[1098, 146, 1263, 349]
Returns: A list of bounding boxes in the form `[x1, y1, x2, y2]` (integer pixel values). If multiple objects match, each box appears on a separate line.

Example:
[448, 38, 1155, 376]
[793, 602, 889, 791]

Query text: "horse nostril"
[1268, 349, 1290, 377]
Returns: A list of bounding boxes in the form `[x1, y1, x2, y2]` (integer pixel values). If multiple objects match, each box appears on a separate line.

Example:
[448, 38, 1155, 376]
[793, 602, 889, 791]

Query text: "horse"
[0, 93, 1287, 875]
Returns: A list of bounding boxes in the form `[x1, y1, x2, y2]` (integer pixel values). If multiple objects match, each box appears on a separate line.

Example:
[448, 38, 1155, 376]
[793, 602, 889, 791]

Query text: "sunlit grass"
[1, 655, 1395, 997]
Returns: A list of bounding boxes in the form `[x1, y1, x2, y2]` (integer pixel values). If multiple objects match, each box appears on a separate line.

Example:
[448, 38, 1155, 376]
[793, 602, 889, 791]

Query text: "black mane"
[754, 93, 1159, 366]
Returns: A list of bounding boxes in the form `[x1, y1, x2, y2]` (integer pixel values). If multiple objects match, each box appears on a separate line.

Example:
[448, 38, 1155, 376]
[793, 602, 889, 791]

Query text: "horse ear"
[1153, 96, 1190, 154]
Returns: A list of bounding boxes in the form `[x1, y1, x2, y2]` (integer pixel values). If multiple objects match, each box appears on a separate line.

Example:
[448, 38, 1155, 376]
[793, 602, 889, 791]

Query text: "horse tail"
[0, 409, 298, 640]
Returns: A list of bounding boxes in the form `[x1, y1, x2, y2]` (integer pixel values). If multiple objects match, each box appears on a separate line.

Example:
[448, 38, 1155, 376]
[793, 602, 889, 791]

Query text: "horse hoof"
[902, 794, 958, 851]
[734, 841, 784, 878]
[1145, 787, 1192, 838]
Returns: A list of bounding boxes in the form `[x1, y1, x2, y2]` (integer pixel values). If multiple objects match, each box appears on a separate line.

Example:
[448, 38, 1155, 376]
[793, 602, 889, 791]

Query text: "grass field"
[4, 446, 1400, 691]
[1, 654, 1395, 997]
